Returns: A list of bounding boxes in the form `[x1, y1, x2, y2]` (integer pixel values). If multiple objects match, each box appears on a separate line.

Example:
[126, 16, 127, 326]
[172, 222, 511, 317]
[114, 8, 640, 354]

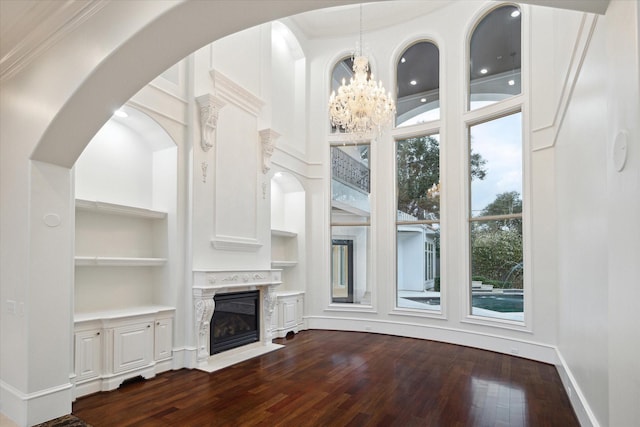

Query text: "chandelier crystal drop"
[328, 5, 396, 138]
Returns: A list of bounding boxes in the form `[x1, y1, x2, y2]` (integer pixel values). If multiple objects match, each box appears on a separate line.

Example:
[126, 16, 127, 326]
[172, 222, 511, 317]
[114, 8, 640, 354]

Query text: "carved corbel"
[258, 128, 280, 174]
[194, 297, 216, 362]
[196, 94, 226, 152]
[263, 285, 278, 341]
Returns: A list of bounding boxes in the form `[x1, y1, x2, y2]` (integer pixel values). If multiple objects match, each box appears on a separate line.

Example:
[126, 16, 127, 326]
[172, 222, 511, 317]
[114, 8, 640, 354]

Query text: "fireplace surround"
[193, 269, 282, 372]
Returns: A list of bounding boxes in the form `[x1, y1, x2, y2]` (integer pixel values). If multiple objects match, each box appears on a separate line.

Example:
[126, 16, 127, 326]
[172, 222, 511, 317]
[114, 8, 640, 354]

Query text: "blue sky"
[470, 112, 523, 215]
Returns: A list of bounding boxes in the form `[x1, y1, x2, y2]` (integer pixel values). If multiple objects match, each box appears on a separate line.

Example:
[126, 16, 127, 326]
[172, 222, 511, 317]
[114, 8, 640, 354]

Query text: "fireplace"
[210, 290, 259, 354]
[192, 269, 283, 372]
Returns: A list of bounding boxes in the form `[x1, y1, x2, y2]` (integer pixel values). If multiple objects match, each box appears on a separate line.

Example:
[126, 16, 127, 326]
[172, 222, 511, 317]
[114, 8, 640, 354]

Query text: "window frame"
[327, 140, 377, 313]
[461, 3, 532, 331]
[391, 129, 446, 320]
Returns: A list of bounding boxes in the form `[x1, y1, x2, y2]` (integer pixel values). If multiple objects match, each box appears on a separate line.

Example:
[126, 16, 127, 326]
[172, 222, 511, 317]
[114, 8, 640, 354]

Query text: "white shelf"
[271, 229, 297, 238]
[75, 256, 167, 267]
[76, 199, 167, 220]
[75, 305, 175, 323]
[271, 261, 298, 268]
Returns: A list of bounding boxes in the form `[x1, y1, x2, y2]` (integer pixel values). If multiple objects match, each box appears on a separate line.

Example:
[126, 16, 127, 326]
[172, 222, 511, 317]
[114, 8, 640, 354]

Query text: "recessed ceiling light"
[420, 98, 427, 103]
[511, 10, 520, 18]
[480, 68, 488, 75]
[508, 79, 515, 86]
[410, 80, 417, 85]
[275, 172, 282, 177]
[401, 57, 406, 63]
[114, 110, 128, 118]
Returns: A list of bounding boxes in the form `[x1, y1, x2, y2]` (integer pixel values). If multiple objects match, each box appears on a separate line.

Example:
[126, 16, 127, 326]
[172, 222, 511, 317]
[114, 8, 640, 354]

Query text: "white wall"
[554, 1, 640, 425]
[555, 18, 610, 423]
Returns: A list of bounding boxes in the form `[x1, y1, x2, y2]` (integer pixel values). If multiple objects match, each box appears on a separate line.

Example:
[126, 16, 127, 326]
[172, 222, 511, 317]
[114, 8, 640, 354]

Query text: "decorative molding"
[531, 13, 598, 151]
[195, 94, 226, 152]
[210, 70, 264, 117]
[1, 1, 109, 82]
[194, 298, 215, 363]
[263, 285, 278, 341]
[211, 236, 263, 252]
[259, 128, 280, 174]
[201, 161, 208, 183]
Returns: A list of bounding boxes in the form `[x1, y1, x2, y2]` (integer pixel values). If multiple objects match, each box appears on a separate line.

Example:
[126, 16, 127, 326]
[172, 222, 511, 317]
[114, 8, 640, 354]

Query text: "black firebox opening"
[210, 290, 260, 355]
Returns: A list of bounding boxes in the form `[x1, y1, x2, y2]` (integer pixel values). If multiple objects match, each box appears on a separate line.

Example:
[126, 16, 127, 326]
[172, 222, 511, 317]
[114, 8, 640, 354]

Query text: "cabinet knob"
[96, 332, 100, 336]
[157, 322, 160, 325]
[147, 324, 151, 328]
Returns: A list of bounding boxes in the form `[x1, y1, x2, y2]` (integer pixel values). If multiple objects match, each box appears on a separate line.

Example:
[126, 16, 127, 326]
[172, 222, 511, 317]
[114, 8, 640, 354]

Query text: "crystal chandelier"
[328, 5, 395, 138]
[427, 181, 441, 198]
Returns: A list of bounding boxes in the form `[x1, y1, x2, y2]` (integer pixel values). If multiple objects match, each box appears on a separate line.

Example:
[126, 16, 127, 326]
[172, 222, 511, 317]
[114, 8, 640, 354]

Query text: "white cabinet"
[74, 329, 102, 383]
[154, 317, 173, 361]
[73, 307, 174, 399]
[111, 322, 154, 374]
[271, 291, 305, 338]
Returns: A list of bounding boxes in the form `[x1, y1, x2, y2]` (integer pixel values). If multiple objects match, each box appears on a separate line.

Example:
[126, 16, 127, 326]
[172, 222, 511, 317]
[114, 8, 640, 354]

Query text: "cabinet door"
[154, 318, 173, 361]
[282, 297, 297, 329]
[296, 294, 304, 326]
[112, 322, 153, 373]
[75, 329, 102, 382]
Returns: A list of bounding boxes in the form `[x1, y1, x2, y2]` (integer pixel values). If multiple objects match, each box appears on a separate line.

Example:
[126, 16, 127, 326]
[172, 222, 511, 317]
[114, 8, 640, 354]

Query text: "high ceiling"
[1, 1, 610, 83]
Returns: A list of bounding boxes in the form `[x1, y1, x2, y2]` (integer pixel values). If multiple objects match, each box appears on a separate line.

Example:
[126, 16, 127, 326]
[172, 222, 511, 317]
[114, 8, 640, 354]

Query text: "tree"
[471, 226, 523, 288]
[396, 135, 487, 220]
[480, 191, 522, 233]
[471, 191, 524, 288]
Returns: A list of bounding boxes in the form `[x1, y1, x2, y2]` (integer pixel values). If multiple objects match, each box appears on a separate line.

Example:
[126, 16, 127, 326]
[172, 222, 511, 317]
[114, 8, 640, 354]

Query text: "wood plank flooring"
[73, 330, 578, 426]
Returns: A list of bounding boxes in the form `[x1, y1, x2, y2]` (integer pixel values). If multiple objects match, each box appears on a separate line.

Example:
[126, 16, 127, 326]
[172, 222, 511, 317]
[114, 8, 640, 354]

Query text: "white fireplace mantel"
[193, 269, 283, 371]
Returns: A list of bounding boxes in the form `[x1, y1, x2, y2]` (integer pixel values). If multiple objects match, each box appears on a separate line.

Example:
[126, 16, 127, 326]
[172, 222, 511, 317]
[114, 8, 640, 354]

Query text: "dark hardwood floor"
[73, 330, 578, 426]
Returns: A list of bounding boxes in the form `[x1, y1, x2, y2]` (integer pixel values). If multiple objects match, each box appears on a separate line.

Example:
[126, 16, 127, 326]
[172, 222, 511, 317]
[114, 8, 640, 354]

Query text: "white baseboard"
[0, 379, 72, 427]
[555, 349, 601, 427]
[306, 316, 559, 363]
[172, 346, 198, 369]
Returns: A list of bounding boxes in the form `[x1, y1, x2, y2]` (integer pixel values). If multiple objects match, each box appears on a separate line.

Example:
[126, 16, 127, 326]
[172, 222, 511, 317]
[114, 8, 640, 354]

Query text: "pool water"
[472, 294, 523, 312]
[406, 294, 523, 313]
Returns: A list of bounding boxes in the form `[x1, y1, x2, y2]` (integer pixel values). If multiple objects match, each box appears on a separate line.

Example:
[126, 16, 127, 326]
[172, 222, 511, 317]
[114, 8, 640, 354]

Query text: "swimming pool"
[406, 294, 523, 313]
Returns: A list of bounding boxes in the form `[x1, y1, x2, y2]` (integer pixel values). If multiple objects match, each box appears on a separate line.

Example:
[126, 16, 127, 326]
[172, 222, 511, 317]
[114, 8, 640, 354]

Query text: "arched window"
[396, 41, 440, 127]
[466, 5, 524, 324]
[469, 5, 521, 110]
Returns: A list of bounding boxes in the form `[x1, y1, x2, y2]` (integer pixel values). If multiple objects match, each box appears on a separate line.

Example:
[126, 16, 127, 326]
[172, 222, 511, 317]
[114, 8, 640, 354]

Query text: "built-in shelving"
[76, 199, 167, 219]
[271, 229, 298, 269]
[75, 256, 167, 267]
[271, 229, 297, 238]
[271, 260, 298, 268]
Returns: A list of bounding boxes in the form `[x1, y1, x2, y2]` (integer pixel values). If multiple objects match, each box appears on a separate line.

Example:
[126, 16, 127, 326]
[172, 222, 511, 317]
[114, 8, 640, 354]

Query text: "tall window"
[396, 134, 441, 311]
[469, 112, 523, 322]
[331, 143, 371, 305]
[468, 5, 523, 323]
[469, 5, 521, 110]
[396, 41, 440, 127]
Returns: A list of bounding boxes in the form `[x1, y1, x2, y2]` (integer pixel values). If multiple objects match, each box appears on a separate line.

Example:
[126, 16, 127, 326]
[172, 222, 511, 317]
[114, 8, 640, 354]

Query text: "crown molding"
[209, 69, 264, 117]
[1, 0, 109, 82]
